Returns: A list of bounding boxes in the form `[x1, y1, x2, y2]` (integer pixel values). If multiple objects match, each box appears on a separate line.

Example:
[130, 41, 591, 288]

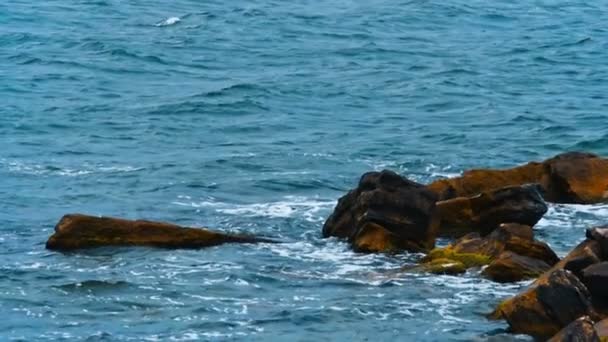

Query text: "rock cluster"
[45, 151, 608, 341]
[491, 227, 608, 340]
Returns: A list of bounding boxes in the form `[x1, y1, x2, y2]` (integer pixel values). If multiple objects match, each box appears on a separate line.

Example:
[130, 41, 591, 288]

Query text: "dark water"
[2, 0, 608, 340]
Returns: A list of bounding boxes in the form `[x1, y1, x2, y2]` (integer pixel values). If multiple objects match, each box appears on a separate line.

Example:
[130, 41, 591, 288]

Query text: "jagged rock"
[428, 152, 608, 204]
[46, 214, 275, 251]
[323, 170, 440, 253]
[587, 227, 608, 260]
[582, 262, 608, 302]
[548, 316, 600, 342]
[421, 224, 558, 282]
[436, 185, 548, 236]
[539, 239, 602, 283]
[491, 269, 596, 339]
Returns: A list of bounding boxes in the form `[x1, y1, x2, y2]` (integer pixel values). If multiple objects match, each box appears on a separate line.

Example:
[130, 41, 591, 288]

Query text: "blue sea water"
[2, 0, 608, 340]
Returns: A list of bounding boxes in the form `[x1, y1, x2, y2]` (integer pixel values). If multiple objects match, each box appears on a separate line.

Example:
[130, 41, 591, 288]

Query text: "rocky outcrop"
[436, 185, 547, 236]
[46, 214, 275, 251]
[491, 269, 597, 339]
[421, 223, 558, 282]
[491, 226, 608, 339]
[428, 152, 608, 204]
[548, 316, 600, 342]
[322, 170, 440, 253]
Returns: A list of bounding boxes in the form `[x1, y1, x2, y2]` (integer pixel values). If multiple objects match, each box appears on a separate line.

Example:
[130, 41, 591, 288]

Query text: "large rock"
[421, 223, 559, 282]
[322, 170, 440, 253]
[582, 262, 608, 302]
[428, 152, 608, 204]
[491, 269, 596, 339]
[548, 316, 600, 342]
[46, 214, 274, 251]
[482, 251, 554, 283]
[436, 185, 548, 236]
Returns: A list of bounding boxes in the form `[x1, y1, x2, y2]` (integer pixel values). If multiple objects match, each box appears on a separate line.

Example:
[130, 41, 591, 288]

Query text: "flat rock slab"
[46, 214, 275, 251]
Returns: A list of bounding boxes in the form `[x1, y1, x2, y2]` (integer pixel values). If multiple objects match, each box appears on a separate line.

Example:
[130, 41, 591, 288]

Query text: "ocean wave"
[173, 196, 335, 222]
[2, 159, 144, 177]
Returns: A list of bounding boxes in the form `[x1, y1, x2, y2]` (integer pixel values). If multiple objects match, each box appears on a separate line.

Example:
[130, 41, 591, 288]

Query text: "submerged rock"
[548, 316, 600, 342]
[436, 185, 548, 237]
[422, 223, 558, 282]
[428, 152, 608, 204]
[491, 269, 596, 339]
[322, 170, 439, 253]
[46, 214, 274, 251]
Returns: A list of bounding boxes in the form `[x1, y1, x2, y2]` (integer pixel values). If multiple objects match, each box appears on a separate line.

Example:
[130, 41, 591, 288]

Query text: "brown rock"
[428, 152, 608, 204]
[548, 316, 600, 342]
[586, 227, 608, 260]
[436, 185, 548, 237]
[491, 269, 595, 339]
[46, 214, 275, 251]
[323, 170, 439, 253]
[482, 251, 553, 283]
[423, 224, 559, 282]
[582, 262, 608, 301]
[542, 152, 608, 204]
[540, 239, 602, 283]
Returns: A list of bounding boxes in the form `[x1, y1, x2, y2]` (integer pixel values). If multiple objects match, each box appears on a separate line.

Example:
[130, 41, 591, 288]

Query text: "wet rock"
[482, 251, 553, 283]
[582, 262, 608, 301]
[548, 316, 600, 342]
[436, 185, 548, 237]
[542, 152, 608, 204]
[541, 239, 602, 283]
[422, 224, 558, 282]
[323, 170, 439, 253]
[586, 227, 608, 260]
[491, 269, 596, 339]
[46, 214, 275, 251]
[410, 258, 467, 275]
[428, 152, 608, 204]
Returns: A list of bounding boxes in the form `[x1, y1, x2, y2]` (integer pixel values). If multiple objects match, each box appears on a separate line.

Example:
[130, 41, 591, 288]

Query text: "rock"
[540, 239, 602, 283]
[491, 269, 596, 339]
[482, 251, 553, 283]
[323, 170, 440, 253]
[46, 214, 275, 251]
[586, 227, 608, 260]
[422, 224, 559, 282]
[548, 316, 600, 342]
[436, 185, 548, 236]
[582, 262, 608, 302]
[428, 152, 608, 204]
[542, 152, 608, 204]
[594, 318, 608, 339]
[413, 258, 467, 275]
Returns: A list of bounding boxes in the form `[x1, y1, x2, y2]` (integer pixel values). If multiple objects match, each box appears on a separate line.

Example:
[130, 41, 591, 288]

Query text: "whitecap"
[173, 196, 336, 222]
[156, 16, 181, 27]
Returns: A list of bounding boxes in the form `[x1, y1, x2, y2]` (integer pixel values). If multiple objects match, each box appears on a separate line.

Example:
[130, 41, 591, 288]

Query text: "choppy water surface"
[2, 0, 608, 340]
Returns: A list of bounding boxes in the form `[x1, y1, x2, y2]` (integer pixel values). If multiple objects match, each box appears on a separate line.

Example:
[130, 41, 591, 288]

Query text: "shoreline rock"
[322, 170, 440, 253]
[421, 223, 558, 282]
[436, 185, 547, 237]
[428, 152, 608, 204]
[46, 214, 275, 251]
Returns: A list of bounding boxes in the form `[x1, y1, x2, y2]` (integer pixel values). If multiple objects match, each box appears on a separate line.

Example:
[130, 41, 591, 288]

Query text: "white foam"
[156, 17, 181, 27]
[173, 196, 336, 222]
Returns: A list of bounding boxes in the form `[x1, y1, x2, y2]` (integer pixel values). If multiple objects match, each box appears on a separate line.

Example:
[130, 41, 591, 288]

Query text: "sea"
[2, 0, 608, 340]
